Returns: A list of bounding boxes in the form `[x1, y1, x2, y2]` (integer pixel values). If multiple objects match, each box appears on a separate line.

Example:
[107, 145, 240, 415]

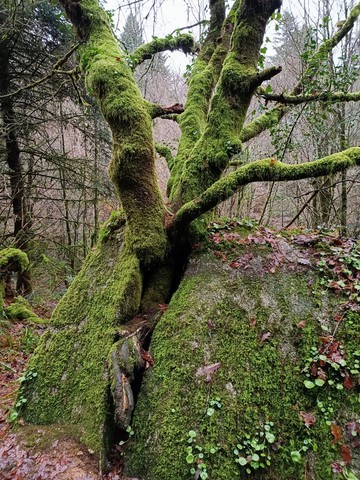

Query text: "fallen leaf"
[260, 332, 271, 343]
[249, 318, 256, 327]
[331, 423, 343, 444]
[299, 411, 316, 427]
[297, 258, 311, 265]
[344, 374, 353, 390]
[158, 304, 168, 312]
[229, 261, 242, 268]
[297, 320, 306, 329]
[340, 444, 352, 465]
[331, 461, 343, 473]
[141, 350, 155, 368]
[196, 363, 221, 382]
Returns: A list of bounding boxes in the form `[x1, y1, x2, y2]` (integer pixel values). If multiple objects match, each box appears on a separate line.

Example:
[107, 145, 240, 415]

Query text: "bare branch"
[0, 44, 80, 99]
[148, 102, 184, 119]
[170, 148, 360, 233]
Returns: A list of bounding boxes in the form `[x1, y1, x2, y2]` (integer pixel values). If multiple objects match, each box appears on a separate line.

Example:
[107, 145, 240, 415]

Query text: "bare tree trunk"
[0, 44, 32, 295]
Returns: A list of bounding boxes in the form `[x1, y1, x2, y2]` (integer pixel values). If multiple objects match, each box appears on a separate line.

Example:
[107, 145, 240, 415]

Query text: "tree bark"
[0, 43, 32, 295]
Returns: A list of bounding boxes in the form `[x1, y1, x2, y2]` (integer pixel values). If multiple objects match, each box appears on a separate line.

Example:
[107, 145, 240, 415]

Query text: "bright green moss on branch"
[169, 0, 280, 210]
[130, 33, 194, 69]
[62, 0, 168, 267]
[171, 148, 360, 232]
[5, 296, 46, 324]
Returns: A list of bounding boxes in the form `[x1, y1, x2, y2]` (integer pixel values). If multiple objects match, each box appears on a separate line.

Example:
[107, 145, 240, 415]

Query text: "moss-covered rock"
[4, 296, 46, 324]
[126, 240, 359, 480]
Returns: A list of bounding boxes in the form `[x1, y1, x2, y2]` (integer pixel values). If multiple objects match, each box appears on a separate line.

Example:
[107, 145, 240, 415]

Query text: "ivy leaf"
[291, 451, 301, 463]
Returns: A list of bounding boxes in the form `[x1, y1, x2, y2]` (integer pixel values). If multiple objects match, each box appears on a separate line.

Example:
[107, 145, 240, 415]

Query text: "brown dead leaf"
[299, 411, 316, 428]
[340, 444, 352, 465]
[196, 363, 221, 382]
[260, 332, 271, 343]
[249, 318, 256, 327]
[331, 423, 343, 444]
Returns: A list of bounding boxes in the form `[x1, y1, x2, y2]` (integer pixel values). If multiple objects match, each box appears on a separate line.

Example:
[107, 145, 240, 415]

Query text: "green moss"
[21, 222, 143, 465]
[69, 0, 168, 268]
[169, 1, 277, 211]
[126, 242, 358, 480]
[130, 33, 194, 69]
[0, 248, 29, 272]
[4, 296, 46, 324]
[98, 209, 125, 243]
[155, 144, 174, 171]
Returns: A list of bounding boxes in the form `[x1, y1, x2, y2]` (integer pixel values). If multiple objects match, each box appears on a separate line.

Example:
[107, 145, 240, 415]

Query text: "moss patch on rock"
[126, 239, 359, 480]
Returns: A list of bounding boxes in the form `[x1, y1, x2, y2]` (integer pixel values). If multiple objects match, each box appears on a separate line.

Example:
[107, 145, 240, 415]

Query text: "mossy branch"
[258, 89, 360, 105]
[148, 102, 184, 119]
[240, 2, 360, 143]
[130, 33, 194, 69]
[155, 144, 174, 170]
[0, 248, 29, 272]
[252, 65, 282, 87]
[170, 147, 360, 233]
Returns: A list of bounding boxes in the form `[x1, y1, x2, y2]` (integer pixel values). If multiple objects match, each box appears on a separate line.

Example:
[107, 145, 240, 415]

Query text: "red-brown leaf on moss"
[344, 373, 353, 390]
[299, 411, 316, 427]
[331, 423, 343, 444]
[340, 444, 352, 464]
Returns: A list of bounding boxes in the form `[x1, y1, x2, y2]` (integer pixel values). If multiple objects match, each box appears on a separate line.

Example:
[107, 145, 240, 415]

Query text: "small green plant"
[290, 437, 318, 464]
[119, 425, 135, 446]
[8, 369, 38, 422]
[206, 396, 222, 417]
[233, 421, 275, 474]
[302, 339, 358, 391]
[185, 430, 220, 479]
[186, 430, 208, 479]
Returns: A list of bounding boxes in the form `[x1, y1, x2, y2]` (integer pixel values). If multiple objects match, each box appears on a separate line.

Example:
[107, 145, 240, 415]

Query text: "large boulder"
[126, 227, 359, 480]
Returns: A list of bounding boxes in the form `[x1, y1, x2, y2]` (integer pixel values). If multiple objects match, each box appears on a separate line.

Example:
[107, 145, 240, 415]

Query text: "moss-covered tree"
[20, 0, 360, 477]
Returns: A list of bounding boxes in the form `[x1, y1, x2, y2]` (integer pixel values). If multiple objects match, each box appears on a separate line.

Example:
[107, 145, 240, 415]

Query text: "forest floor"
[0, 303, 124, 480]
